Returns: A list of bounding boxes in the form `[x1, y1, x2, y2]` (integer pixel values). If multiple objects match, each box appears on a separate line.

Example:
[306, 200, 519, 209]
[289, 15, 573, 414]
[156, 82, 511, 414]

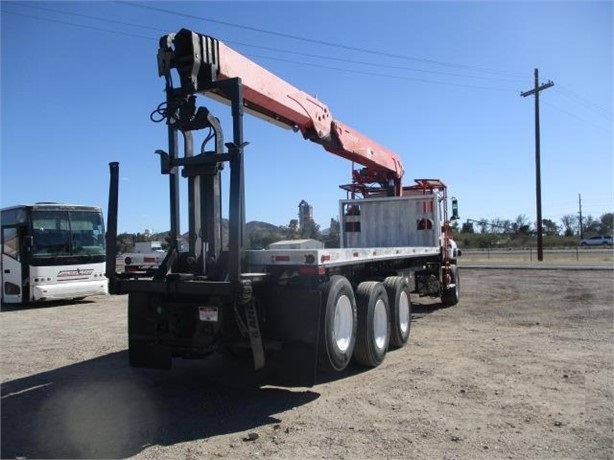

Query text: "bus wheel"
[442, 265, 460, 307]
[318, 275, 357, 372]
[383, 276, 411, 348]
[354, 281, 390, 367]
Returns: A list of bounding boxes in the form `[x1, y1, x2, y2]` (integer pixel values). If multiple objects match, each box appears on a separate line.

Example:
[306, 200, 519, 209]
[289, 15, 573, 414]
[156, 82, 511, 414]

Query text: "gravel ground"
[1, 267, 613, 459]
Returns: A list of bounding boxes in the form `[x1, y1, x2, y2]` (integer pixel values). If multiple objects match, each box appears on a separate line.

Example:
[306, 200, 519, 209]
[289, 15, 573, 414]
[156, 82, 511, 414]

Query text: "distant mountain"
[146, 220, 283, 249]
[135, 219, 337, 251]
[117, 219, 339, 252]
[150, 220, 279, 237]
[246, 220, 281, 233]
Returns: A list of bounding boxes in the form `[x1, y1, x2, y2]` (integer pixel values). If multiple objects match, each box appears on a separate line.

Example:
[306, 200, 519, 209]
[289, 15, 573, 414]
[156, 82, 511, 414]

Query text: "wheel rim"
[333, 294, 353, 353]
[398, 291, 410, 335]
[373, 298, 388, 350]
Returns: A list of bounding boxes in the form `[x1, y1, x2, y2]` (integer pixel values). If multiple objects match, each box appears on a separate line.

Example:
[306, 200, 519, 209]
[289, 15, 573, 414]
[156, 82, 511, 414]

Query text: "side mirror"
[24, 235, 33, 251]
[451, 197, 459, 221]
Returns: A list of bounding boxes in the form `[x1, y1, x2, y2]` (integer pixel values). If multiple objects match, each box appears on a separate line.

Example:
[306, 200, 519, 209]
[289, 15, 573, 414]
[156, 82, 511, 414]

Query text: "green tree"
[323, 218, 340, 248]
[542, 218, 560, 236]
[599, 212, 614, 235]
[583, 215, 600, 235]
[134, 232, 150, 242]
[116, 232, 135, 253]
[490, 218, 511, 234]
[560, 214, 578, 237]
[513, 215, 532, 235]
[249, 231, 280, 249]
[279, 219, 299, 240]
[477, 220, 489, 234]
[299, 219, 320, 240]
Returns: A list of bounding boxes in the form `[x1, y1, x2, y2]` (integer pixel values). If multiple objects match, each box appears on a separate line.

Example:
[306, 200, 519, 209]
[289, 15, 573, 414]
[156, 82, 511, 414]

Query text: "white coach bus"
[1, 203, 108, 304]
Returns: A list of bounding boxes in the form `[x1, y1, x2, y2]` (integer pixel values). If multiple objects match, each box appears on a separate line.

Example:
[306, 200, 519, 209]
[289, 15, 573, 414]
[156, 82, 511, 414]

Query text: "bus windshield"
[31, 209, 105, 258]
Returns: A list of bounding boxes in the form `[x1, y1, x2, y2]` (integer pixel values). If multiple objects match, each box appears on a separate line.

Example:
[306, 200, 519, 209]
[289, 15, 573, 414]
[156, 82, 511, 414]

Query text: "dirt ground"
[2, 267, 613, 460]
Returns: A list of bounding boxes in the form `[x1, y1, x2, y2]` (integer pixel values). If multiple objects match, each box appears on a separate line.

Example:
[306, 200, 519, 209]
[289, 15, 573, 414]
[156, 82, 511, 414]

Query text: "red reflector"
[274, 255, 290, 262]
[353, 252, 359, 257]
[320, 254, 331, 263]
[299, 266, 326, 276]
[144, 257, 156, 263]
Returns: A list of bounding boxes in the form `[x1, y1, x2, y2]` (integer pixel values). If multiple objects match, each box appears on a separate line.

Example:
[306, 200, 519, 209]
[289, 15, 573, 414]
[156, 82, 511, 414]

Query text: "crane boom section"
[159, 29, 404, 190]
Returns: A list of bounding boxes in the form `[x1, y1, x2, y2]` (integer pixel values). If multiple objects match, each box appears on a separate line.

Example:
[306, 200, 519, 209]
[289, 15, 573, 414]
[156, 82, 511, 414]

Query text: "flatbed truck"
[105, 29, 460, 385]
[118, 241, 166, 274]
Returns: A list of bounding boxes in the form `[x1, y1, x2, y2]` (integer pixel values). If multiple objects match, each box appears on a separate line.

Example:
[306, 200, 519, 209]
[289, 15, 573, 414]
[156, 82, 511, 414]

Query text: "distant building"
[298, 200, 313, 228]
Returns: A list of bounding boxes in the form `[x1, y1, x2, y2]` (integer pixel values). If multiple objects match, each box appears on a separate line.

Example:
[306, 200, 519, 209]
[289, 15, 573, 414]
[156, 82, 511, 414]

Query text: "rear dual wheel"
[318, 277, 406, 372]
[383, 276, 411, 348]
[354, 281, 390, 367]
[318, 275, 357, 372]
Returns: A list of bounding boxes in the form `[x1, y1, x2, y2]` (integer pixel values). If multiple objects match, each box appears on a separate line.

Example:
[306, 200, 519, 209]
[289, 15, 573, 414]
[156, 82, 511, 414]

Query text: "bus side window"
[2, 227, 20, 261]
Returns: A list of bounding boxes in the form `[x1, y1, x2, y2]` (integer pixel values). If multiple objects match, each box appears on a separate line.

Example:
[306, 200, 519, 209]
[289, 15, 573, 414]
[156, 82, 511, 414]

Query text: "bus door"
[1, 226, 29, 304]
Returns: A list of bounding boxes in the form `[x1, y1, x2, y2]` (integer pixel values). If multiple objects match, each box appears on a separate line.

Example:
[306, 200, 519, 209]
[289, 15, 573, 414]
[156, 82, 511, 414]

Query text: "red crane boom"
[158, 29, 405, 195]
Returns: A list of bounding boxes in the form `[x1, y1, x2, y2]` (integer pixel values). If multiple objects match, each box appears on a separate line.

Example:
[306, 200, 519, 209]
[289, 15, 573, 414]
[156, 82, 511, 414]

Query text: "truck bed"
[246, 246, 440, 269]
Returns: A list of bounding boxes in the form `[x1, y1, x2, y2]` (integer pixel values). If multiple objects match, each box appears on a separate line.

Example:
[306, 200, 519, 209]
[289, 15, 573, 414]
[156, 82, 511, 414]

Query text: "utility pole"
[578, 193, 584, 238]
[521, 68, 554, 262]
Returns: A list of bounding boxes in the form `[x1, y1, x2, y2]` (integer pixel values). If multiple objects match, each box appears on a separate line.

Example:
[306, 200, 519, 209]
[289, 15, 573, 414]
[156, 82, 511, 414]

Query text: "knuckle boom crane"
[157, 29, 405, 197]
[106, 29, 460, 385]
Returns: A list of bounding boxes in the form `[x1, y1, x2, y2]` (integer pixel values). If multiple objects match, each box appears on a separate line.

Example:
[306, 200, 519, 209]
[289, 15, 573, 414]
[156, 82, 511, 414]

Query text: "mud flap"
[264, 288, 322, 387]
[128, 292, 172, 369]
[244, 300, 265, 370]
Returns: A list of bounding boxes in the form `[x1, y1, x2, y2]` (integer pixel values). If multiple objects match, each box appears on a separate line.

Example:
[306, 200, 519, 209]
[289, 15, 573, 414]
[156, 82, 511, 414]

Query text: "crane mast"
[158, 28, 405, 196]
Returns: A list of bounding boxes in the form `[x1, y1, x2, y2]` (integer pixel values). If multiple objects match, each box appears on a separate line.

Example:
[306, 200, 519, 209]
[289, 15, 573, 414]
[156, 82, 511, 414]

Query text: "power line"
[251, 54, 514, 92]
[554, 85, 612, 121]
[228, 40, 525, 84]
[1, 4, 517, 92]
[5, 2, 526, 85]
[11, 1, 166, 33]
[115, 0, 525, 78]
[543, 101, 611, 133]
[1, 9, 153, 40]
[4, 2, 608, 122]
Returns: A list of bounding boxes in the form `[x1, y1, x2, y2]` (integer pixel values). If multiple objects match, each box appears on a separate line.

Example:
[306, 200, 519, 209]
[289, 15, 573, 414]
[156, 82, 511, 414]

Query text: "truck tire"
[354, 281, 390, 367]
[383, 276, 411, 348]
[441, 265, 460, 307]
[318, 275, 357, 372]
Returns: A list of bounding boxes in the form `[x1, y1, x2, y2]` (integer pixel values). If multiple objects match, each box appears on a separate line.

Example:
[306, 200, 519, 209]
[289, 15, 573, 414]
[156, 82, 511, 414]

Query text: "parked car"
[579, 235, 614, 247]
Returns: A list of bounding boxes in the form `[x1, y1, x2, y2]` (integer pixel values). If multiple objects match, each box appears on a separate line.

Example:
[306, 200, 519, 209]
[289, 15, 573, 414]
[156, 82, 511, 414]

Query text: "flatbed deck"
[246, 246, 440, 268]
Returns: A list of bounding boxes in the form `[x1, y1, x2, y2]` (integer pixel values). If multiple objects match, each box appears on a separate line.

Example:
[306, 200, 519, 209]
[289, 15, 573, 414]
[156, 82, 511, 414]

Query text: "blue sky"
[1, 1, 612, 234]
